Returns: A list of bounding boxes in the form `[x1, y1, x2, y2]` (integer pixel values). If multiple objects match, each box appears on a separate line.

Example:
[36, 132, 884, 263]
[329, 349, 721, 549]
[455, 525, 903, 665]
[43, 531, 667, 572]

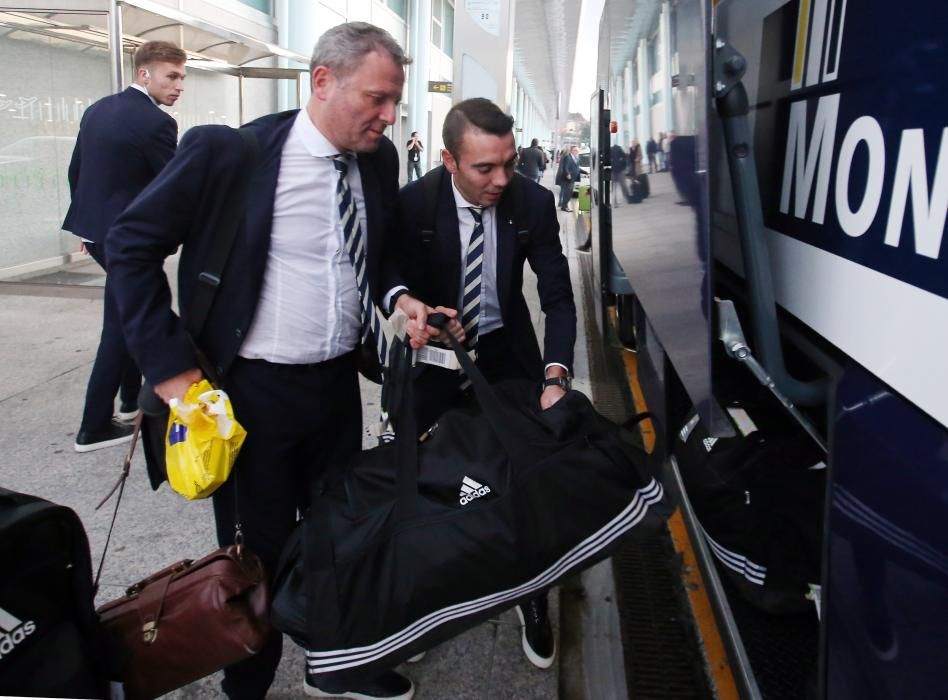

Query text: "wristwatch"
[542, 376, 571, 391]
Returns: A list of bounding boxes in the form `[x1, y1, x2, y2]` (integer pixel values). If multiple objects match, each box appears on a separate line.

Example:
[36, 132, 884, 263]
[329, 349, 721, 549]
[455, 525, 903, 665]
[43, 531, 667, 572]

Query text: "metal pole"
[238, 74, 245, 126]
[108, 0, 124, 93]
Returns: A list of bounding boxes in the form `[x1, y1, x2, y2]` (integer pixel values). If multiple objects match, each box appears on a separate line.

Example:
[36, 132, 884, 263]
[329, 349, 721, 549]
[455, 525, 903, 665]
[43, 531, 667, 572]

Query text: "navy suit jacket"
[105, 110, 401, 386]
[63, 87, 177, 244]
[396, 167, 575, 379]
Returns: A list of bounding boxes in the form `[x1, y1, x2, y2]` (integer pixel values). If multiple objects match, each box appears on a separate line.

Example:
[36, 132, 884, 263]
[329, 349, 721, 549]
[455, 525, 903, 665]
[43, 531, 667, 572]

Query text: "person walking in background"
[646, 136, 658, 173]
[660, 131, 671, 171]
[629, 140, 643, 177]
[63, 40, 186, 453]
[518, 138, 546, 184]
[106, 22, 437, 700]
[391, 97, 576, 672]
[406, 131, 424, 181]
[555, 145, 580, 212]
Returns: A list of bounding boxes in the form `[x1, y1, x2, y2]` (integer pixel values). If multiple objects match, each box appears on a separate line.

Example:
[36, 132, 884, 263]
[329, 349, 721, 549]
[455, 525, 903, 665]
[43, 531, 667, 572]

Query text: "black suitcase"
[636, 173, 650, 199]
[674, 404, 825, 614]
[0, 488, 112, 697]
[271, 334, 670, 680]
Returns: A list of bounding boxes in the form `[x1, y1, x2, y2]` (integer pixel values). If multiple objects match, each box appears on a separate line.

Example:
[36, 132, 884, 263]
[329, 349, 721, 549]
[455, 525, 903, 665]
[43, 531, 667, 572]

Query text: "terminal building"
[0, 0, 578, 283]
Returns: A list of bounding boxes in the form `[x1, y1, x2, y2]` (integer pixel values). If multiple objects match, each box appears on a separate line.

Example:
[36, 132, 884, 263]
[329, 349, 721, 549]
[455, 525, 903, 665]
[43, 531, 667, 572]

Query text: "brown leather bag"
[96, 545, 269, 700]
[94, 418, 270, 700]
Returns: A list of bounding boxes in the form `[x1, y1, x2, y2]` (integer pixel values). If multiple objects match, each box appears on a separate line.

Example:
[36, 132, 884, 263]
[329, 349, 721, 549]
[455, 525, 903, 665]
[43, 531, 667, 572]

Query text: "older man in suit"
[107, 22, 436, 700]
[63, 40, 186, 452]
[555, 145, 581, 211]
[388, 97, 576, 672]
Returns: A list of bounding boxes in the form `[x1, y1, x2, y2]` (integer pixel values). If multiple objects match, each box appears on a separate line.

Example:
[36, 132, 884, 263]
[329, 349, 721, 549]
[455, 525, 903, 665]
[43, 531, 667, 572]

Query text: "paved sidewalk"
[0, 177, 593, 699]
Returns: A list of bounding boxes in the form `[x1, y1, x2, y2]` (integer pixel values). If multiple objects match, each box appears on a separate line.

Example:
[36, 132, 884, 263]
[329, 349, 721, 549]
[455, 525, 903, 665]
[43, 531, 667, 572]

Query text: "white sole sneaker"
[516, 605, 556, 669]
[74, 433, 134, 453]
[303, 681, 415, 700]
[115, 409, 139, 422]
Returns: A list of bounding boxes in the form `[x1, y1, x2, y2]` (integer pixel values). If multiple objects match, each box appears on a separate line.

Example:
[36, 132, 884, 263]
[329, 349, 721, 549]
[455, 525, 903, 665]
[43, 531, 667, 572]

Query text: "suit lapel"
[495, 197, 517, 316]
[437, 169, 462, 306]
[356, 152, 381, 261]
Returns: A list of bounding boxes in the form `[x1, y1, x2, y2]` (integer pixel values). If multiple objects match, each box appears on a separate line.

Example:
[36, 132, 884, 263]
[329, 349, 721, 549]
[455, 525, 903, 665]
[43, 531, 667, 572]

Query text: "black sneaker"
[516, 596, 556, 669]
[74, 419, 135, 453]
[304, 669, 414, 700]
[116, 400, 139, 422]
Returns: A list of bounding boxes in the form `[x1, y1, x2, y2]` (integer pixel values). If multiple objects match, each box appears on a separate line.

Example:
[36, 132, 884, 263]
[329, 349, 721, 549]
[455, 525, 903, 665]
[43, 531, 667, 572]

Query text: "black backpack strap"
[506, 172, 530, 246]
[186, 127, 260, 350]
[418, 165, 445, 245]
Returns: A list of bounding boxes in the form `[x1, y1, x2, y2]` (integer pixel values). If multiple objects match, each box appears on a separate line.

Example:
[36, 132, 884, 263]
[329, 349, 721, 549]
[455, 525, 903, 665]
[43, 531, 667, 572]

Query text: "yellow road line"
[618, 345, 738, 699]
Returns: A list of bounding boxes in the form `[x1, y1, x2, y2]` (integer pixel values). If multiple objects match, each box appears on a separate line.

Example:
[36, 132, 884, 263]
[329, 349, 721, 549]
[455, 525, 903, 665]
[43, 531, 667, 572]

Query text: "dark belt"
[234, 350, 357, 373]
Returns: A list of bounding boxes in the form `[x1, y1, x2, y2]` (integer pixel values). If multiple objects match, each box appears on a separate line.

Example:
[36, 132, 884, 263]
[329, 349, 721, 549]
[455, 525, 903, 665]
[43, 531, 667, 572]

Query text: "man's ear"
[311, 65, 333, 99]
[442, 148, 458, 174]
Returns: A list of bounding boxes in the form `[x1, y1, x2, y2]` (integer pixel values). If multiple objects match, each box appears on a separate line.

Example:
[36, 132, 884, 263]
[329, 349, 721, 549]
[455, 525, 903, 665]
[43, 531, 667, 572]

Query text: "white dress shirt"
[129, 82, 159, 107]
[451, 177, 504, 337]
[239, 109, 366, 364]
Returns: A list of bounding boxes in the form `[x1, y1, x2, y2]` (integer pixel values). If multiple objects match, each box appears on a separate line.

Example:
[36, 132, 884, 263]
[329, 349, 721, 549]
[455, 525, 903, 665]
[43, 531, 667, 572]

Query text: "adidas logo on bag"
[0, 607, 36, 659]
[459, 476, 492, 506]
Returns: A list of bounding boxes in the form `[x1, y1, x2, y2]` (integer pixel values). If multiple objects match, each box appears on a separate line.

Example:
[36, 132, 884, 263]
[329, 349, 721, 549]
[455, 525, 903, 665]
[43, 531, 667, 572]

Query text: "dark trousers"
[213, 353, 362, 700]
[79, 242, 141, 433]
[558, 181, 574, 208]
[406, 160, 422, 182]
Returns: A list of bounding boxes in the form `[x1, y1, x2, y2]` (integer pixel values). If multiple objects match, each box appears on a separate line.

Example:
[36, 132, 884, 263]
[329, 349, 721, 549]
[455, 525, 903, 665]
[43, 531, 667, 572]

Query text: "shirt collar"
[129, 82, 159, 107]
[293, 109, 352, 159]
[450, 175, 490, 214]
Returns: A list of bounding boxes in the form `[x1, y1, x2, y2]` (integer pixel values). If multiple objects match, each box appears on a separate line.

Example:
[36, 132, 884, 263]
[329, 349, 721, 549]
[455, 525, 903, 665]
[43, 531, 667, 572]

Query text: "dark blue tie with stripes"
[331, 154, 387, 367]
[461, 207, 485, 353]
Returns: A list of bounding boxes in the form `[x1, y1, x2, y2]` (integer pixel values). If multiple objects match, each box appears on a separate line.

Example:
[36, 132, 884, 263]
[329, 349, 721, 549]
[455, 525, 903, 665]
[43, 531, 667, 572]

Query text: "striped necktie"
[331, 154, 387, 367]
[461, 207, 485, 353]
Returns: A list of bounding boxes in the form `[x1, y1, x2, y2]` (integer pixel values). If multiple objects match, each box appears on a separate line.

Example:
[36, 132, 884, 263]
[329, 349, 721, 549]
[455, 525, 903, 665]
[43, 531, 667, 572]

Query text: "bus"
[587, 0, 947, 697]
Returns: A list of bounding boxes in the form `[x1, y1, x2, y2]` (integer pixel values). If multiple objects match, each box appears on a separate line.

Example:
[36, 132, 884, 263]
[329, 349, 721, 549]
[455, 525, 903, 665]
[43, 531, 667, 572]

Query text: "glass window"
[385, 0, 407, 20]
[444, 1, 455, 55]
[0, 26, 110, 279]
[648, 37, 659, 76]
[432, 0, 443, 22]
[431, 20, 442, 49]
[238, 0, 271, 13]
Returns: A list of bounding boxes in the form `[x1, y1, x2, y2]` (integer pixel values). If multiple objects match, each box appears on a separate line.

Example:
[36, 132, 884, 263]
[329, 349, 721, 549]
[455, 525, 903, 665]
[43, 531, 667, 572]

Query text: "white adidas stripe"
[462, 477, 483, 490]
[305, 478, 664, 672]
[700, 527, 767, 585]
[0, 607, 23, 633]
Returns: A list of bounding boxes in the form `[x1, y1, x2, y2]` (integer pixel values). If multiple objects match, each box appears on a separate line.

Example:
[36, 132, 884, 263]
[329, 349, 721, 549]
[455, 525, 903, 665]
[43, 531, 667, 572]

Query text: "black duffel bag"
[271, 325, 670, 681]
[674, 404, 825, 614]
[0, 488, 113, 698]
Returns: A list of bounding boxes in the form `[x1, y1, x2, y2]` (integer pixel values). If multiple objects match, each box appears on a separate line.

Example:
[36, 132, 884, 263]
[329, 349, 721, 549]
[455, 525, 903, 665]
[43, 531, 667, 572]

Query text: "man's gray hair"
[310, 22, 411, 78]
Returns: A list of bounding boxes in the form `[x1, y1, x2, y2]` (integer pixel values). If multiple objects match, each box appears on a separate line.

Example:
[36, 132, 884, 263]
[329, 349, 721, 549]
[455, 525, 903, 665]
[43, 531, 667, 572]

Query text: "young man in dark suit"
[389, 97, 577, 671]
[555, 145, 580, 211]
[63, 40, 186, 452]
[106, 22, 438, 700]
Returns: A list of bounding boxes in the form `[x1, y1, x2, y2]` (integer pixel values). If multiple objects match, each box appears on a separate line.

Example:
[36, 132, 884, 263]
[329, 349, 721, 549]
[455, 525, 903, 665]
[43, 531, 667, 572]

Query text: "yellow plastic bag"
[165, 380, 247, 500]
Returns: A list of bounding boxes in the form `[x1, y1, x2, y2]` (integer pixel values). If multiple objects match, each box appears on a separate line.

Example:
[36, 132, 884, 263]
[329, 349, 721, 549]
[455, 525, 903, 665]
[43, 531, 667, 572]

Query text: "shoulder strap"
[418, 165, 445, 245]
[506, 172, 530, 246]
[186, 127, 259, 343]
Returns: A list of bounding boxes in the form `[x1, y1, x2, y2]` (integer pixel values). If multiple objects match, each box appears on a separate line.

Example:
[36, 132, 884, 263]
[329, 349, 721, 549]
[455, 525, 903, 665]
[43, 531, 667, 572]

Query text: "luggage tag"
[388, 307, 471, 371]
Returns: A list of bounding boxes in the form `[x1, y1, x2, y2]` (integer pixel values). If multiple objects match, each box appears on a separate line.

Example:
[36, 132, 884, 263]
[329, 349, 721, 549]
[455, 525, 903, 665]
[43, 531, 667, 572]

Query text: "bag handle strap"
[390, 315, 529, 521]
[93, 414, 143, 592]
[427, 314, 528, 457]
